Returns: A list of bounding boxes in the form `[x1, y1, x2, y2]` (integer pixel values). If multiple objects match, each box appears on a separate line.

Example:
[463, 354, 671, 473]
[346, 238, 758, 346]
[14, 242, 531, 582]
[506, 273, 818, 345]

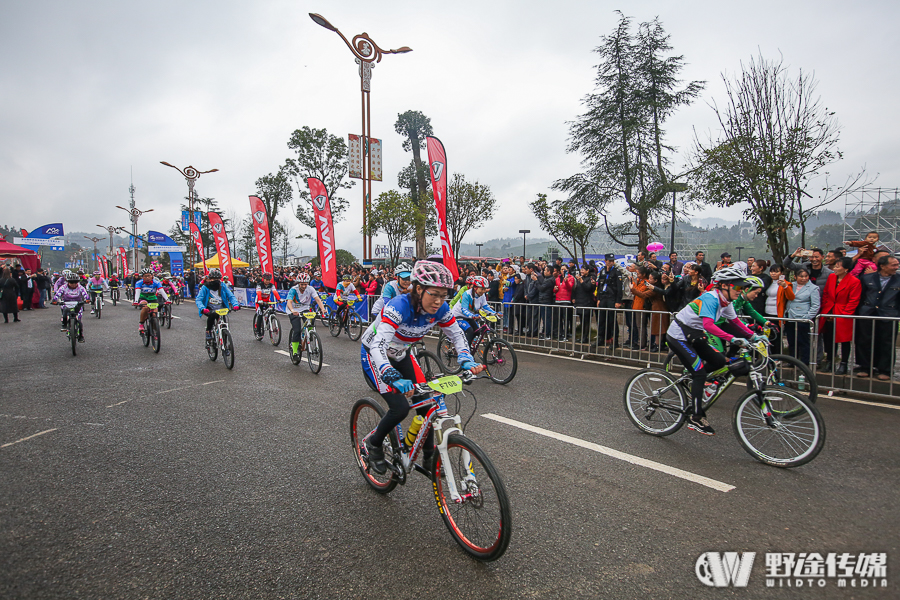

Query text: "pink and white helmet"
[411, 260, 455, 290]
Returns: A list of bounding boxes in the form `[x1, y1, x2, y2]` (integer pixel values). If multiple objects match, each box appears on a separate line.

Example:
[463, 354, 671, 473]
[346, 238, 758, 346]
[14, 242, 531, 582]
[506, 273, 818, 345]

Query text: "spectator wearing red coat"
[818, 257, 862, 375]
[552, 266, 575, 341]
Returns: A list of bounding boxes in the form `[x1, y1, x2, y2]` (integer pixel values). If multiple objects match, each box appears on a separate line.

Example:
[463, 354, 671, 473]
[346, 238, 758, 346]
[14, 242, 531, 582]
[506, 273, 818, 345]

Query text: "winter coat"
[818, 273, 861, 343]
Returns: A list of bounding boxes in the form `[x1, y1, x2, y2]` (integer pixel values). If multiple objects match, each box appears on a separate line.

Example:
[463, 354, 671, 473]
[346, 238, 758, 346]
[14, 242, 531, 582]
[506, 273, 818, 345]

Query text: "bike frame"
[213, 308, 230, 348]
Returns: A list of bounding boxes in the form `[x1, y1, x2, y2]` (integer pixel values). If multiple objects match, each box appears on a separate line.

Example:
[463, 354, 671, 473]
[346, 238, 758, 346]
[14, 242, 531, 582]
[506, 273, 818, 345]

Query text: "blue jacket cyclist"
[360, 260, 484, 474]
[195, 269, 241, 341]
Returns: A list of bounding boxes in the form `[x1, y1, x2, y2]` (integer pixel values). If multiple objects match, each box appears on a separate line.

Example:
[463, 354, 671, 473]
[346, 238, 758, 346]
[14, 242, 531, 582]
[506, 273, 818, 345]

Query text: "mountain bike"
[317, 292, 332, 326]
[90, 290, 103, 318]
[58, 301, 84, 356]
[206, 307, 235, 369]
[351, 370, 512, 561]
[329, 297, 362, 340]
[289, 310, 323, 374]
[138, 301, 162, 353]
[110, 286, 119, 306]
[624, 340, 825, 468]
[662, 325, 818, 408]
[172, 286, 183, 305]
[437, 310, 517, 384]
[253, 302, 282, 346]
[159, 301, 173, 329]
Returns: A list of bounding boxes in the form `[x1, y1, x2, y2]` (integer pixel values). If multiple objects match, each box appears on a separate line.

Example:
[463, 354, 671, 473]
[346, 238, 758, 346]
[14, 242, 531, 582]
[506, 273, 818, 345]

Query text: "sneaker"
[60, 324, 67, 332]
[77, 335, 85, 343]
[364, 440, 387, 474]
[205, 331, 213, 342]
[687, 414, 715, 436]
[834, 362, 848, 376]
[138, 324, 145, 333]
[90, 309, 95, 314]
[818, 359, 832, 373]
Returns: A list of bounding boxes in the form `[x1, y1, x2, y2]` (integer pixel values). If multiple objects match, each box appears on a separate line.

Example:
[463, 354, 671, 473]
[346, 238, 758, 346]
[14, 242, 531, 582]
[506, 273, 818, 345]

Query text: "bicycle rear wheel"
[253, 314, 264, 341]
[432, 434, 511, 561]
[482, 339, 517, 384]
[69, 318, 78, 356]
[165, 305, 172, 329]
[417, 349, 443, 381]
[142, 321, 151, 347]
[350, 398, 399, 494]
[269, 315, 282, 346]
[222, 329, 235, 369]
[307, 331, 323, 374]
[732, 389, 825, 468]
[207, 333, 218, 361]
[150, 317, 161, 353]
[437, 333, 463, 374]
[347, 311, 362, 341]
[767, 354, 818, 404]
[623, 368, 688, 436]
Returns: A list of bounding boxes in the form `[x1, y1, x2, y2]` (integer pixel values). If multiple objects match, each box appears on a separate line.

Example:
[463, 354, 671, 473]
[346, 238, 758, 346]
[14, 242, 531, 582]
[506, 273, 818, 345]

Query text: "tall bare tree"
[395, 110, 434, 257]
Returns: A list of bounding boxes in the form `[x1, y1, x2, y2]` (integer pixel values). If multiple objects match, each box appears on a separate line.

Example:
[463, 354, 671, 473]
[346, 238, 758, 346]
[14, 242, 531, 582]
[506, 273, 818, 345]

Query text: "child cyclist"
[450, 275, 498, 346]
[285, 272, 328, 359]
[52, 271, 90, 341]
[360, 260, 484, 475]
[333, 273, 362, 323]
[195, 269, 241, 343]
[370, 261, 413, 318]
[87, 270, 108, 314]
[254, 271, 282, 334]
[665, 267, 767, 435]
[132, 268, 170, 334]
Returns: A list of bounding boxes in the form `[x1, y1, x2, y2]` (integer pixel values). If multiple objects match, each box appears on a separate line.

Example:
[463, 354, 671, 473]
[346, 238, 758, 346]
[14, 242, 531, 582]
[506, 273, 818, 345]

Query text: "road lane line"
[1, 428, 59, 449]
[108, 380, 225, 408]
[482, 414, 736, 493]
[511, 348, 643, 370]
[274, 350, 329, 366]
[826, 396, 900, 410]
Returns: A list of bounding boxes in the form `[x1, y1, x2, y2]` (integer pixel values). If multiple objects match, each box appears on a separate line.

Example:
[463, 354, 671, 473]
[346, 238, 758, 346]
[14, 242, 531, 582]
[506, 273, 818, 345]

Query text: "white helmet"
[711, 266, 747, 285]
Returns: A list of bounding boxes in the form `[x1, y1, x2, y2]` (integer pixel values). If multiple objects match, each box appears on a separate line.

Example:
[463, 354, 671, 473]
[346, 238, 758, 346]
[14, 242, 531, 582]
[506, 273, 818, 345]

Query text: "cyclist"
[86, 271, 107, 314]
[285, 273, 328, 358]
[53, 270, 72, 295]
[450, 275, 498, 346]
[195, 268, 241, 343]
[449, 275, 476, 308]
[724, 275, 773, 334]
[132, 268, 170, 335]
[370, 261, 413, 318]
[333, 273, 362, 326]
[108, 272, 121, 301]
[310, 271, 323, 292]
[158, 272, 178, 299]
[254, 271, 282, 334]
[665, 267, 766, 435]
[360, 260, 483, 475]
[52, 271, 90, 340]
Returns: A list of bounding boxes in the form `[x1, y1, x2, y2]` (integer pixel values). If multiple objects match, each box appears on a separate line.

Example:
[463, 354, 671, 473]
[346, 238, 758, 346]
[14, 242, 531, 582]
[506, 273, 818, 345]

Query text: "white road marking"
[826, 395, 900, 410]
[1, 428, 59, 449]
[108, 380, 224, 408]
[482, 413, 736, 493]
[504, 348, 643, 370]
[274, 350, 329, 366]
[171, 315, 181, 319]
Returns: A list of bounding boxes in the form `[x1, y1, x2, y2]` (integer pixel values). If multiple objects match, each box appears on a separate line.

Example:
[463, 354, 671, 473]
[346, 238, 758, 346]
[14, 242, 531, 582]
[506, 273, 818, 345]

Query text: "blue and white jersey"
[362, 293, 472, 376]
[133, 280, 168, 304]
[450, 288, 493, 319]
[370, 280, 403, 318]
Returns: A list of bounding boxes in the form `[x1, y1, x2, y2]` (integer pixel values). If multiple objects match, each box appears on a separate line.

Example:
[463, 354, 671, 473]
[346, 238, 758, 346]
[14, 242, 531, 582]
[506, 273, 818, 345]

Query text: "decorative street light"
[97, 224, 119, 264]
[308, 12, 411, 263]
[160, 162, 218, 269]
[84, 236, 104, 272]
[476, 243, 483, 257]
[116, 184, 153, 272]
[519, 229, 531, 261]
[735, 246, 745, 261]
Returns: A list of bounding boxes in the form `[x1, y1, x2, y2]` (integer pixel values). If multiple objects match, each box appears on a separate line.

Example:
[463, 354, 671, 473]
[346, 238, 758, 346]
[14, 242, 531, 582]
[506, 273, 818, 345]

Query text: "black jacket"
[857, 272, 900, 318]
[487, 279, 501, 302]
[595, 266, 622, 302]
[653, 283, 682, 313]
[537, 276, 556, 304]
[572, 276, 596, 307]
[749, 273, 773, 316]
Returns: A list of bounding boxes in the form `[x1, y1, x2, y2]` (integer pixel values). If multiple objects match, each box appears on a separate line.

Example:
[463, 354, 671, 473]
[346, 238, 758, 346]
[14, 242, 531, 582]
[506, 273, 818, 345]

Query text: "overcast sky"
[2, 0, 898, 258]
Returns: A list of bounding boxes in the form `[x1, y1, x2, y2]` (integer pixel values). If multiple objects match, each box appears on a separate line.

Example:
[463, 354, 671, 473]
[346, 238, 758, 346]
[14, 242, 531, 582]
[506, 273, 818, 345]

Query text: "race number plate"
[215, 308, 229, 316]
[427, 375, 463, 395]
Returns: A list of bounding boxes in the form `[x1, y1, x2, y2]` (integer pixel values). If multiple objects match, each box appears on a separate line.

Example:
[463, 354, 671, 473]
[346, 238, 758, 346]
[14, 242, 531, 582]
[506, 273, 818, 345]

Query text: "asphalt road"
[1, 300, 898, 599]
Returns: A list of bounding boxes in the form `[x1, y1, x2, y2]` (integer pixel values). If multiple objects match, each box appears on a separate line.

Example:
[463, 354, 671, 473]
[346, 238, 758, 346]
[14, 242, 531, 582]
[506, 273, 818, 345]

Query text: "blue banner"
[21, 222, 65, 251]
[147, 230, 184, 276]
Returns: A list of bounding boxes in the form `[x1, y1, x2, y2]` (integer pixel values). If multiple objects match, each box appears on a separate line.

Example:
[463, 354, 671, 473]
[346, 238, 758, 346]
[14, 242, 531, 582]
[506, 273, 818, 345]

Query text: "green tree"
[446, 174, 498, 259]
[311, 248, 357, 268]
[283, 126, 354, 229]
[363, 190, 419, 266]
[394, 110, 434, 257]
[530, 193, 601, 265]
[254, 166, 293, 224]
[554, 13, 703, 251]
[166, 195, 229, 262]
[689, 54, 865, 263]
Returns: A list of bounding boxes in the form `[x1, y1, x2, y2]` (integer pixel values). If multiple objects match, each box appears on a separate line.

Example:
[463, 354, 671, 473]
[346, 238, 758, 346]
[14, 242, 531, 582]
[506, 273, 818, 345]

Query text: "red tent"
[0, 238, 42, 275]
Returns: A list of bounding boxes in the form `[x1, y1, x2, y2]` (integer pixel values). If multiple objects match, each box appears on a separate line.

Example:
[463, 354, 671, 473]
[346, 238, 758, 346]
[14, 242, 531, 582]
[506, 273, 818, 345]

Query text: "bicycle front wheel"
[165, 306, 172, 329]
[432, 434, 511, 561]
[142, 320, 151, 347]
[222, 329, 235, 369]
[207, 334, 218, 361]
[96, 298, 102, 319]
[306, 331, 323, 374]
[482, 339, 517, 384]
[347, 311, 362, 341]
[350, 398, 399, 494]
[253, 315, 264, 341]
[623, 368, 688, 436]
[69, 319, 78, 356]
[732, 389, 825, 468]
[150, 317, 161, 353]
[437, 333, 463, 374]
[329, 312, 341, 337]
[269, 315, 281, 346]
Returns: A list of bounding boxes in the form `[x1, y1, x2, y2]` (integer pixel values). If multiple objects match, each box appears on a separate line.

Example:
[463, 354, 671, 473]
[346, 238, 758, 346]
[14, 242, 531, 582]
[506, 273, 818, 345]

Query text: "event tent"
[193, 255, 250, 269]
[0, 238, 41, 273]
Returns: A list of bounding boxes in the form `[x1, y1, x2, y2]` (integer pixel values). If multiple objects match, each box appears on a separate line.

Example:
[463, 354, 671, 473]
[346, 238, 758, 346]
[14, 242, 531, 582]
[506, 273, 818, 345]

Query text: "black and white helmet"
[207, 269, 222, 280]
[65, 271, 81, 282]
[140, 268, 154, 276]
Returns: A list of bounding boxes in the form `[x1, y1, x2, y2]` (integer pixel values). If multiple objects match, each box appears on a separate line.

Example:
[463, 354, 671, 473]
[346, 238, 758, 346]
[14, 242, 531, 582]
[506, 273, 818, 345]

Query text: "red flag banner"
[425, 136, 459, 281]
[99, 256, 107, 278]
[189, 222, 207, 276]
[119, 247, 129, 277]
[207, 212, 233, 285]
[306, 177, 337, 289]
[248, 196, 274, 275]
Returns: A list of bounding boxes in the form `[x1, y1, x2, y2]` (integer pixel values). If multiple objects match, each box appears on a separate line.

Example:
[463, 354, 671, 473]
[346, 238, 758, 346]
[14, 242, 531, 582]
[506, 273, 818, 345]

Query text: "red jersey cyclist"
[333, 273, 362, 323]
[254, 272, 282, 334]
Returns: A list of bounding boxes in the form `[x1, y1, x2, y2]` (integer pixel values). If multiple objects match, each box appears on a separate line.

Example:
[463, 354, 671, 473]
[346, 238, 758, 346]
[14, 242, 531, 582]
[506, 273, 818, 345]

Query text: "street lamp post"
[116, 184, 153, 273]
[160, 162, 218, 270]
[519, 230, 530, 261]
[735, 246, 745, 262]
[476, 243, 483, 257]
[84, 236, 104, 272]
[97, 225, 119, 272]
[309, 12, 411, 263]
